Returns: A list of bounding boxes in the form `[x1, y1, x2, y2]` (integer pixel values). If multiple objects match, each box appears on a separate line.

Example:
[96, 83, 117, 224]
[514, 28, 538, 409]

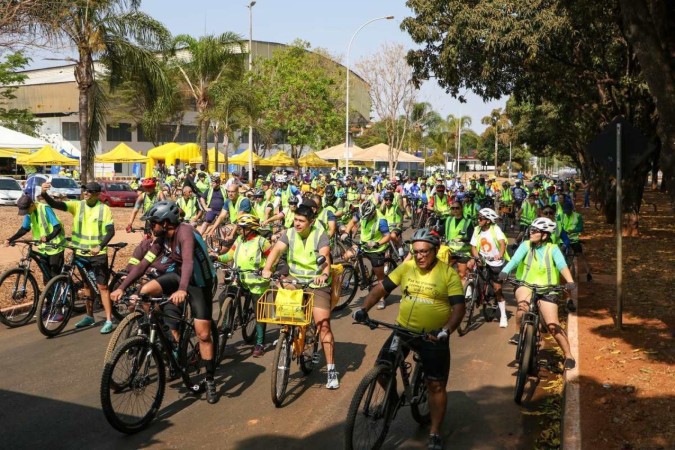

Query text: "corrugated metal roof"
[11, 83, 79, 113]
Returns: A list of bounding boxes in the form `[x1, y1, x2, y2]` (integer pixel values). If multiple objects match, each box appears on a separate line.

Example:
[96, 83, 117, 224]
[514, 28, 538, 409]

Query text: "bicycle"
[35, 241, 128, 337]
[344, 317, 431, 450]
[0, 240, 59, 328]
[214, 263, 259, 363]
[100, 294, 218, 434]
[458, 255, 500, 336]
[258, 275, 321, 407]
[499, 202, 515, 232]
[505, 279, 566, 404]
[333, 237, 398, 312]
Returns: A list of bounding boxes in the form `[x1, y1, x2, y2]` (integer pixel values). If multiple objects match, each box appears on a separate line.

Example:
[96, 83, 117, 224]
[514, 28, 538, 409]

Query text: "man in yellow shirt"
[353, 228, 465, 450]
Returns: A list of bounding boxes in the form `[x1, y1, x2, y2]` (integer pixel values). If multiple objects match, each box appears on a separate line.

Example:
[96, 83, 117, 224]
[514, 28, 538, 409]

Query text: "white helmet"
[531, 217, 557, 234]
[478, 207, 500, 223]
[275, 174, 288, 183]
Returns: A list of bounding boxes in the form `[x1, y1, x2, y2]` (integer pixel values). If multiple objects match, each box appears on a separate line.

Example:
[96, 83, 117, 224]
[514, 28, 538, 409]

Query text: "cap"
[82, 182, 102, 193]
[17, 194, 33, 216]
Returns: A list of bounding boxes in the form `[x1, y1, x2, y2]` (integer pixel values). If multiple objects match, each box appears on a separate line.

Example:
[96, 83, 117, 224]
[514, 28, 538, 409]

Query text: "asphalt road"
[0, 276, 547, 450]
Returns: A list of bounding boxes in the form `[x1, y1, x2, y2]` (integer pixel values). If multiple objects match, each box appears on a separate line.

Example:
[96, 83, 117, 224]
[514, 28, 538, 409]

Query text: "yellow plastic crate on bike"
[257, 288, 314, 326]
[330, 264, 344, 310]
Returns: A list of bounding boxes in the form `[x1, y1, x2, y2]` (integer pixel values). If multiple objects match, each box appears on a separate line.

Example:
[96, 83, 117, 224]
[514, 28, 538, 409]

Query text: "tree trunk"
[199, 118, 209, 167]
[223, 132, 230, 178]
[75, 55, 93, 183]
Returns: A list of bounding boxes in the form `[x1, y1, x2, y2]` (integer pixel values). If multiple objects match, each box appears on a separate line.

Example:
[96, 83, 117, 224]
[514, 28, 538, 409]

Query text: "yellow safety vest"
[361, 216, 387, 253]
[177, 197, 198, 221]
[520, 241, 560, 286]
[433, 194, 450, 215]
[287, 225, 328, 283]
[233, 235, 270, 295]
[30, 204, 65, 255]
[71, 201, 110, 256]
[227, 196, 245, 224]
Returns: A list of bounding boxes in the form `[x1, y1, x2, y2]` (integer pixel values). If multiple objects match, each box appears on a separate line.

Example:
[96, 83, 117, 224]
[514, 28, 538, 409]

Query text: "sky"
[25, 0, 507, 134]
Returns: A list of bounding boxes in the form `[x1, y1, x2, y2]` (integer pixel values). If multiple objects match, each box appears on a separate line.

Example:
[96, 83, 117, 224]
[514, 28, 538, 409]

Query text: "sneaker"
[326, 370, 340, 389]
[75, 315, 95, 328]
[566, 299, 577, 312]
[564, 358, 576, 370]
[376, 300, 386, 310]
[509, 334, 520, 345]
[252, 344, 264, 358]
[100, 320, 115, 334]
[428, 433, 444, 450]
[205, 378, 218, 404]
[586, 273, 592, 282]
[499, 316, 508, 328]
[47, 312, 64, 323]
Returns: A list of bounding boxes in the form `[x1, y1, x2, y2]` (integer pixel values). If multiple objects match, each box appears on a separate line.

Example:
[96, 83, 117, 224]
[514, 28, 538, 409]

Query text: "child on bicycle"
[498, 217, 577, 370]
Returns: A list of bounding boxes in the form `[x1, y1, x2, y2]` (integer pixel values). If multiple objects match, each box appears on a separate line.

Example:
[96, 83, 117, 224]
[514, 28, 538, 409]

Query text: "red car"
[98, 181, 138, 207]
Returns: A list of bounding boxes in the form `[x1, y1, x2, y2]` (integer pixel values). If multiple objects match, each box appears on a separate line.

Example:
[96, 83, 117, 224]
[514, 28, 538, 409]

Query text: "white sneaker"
[376, 300, 386, 310]
[499, 316, 508, 328]
[326, 370, 340, 389]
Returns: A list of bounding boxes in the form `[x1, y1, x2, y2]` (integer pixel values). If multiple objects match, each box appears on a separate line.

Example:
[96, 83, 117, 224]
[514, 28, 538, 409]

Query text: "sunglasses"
[542, 211, 555, 216]
[85, 189, 100, 194]
[529, 229, 542, 234]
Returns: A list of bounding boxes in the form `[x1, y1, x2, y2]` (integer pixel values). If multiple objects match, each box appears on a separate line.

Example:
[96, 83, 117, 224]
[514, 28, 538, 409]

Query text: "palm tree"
[481, 108, 510, 175]
[33, 0, 170, 183]
[169, 33, 245, 165]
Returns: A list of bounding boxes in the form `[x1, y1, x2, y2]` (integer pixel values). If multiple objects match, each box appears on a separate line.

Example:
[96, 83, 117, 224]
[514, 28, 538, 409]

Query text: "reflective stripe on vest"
[521, 241, 559, 286]
[233, 235, 269, 294]
[72, 201, 106, 254]
[520, 202, 536, 225]
[361, 217, 387, 253]
[206, 186, 227, 208]
[32, 204, 65, 255]
[445, 216, 470, 252]
[177, 197, 197, 220]
[228, 196, 244, 224]
[287, 225, 322, 281]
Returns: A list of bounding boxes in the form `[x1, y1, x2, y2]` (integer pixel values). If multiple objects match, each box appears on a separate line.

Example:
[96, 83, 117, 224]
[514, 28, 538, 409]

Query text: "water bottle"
[398, 247, 404, 258]
[389, 335, 400, 353]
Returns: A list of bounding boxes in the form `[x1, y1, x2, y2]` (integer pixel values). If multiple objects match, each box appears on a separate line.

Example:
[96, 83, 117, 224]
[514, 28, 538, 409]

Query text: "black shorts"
[35, 251, 64, 281]
[155, 272, 214, 321]
[487, 263, 506, 284]
[204, 210, 221, 224]
[377, 332, 450, 384]
[363, 251, 387, 268]
[569, 242, 583, 255]
[77, 254, 109, 286]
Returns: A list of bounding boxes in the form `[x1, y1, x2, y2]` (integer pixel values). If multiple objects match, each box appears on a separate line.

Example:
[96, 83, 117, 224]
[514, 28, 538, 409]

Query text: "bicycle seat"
[109, 242, 128, 249]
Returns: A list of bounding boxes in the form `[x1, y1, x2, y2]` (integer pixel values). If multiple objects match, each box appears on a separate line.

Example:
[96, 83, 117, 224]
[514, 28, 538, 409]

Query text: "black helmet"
[383, 192, 394, 201]
[411, 228, 440, 248]
[324, 184, 336, 197]
[467, 191, 476, 199]
[140, 200, 180, 225]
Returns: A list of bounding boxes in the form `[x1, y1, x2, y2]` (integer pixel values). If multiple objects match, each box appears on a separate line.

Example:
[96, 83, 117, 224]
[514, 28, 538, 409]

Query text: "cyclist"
[516, 192, 538, 243]
[469, 208, 509, 328]
[261, 204, 339, 389]
[444, 200, 474, 284]
[263, 195, 299, 230]
[250, 189, 273, 223]
[309, 195, 338, 238]
[126, 178, 165, 232]
[176, 186, 202, 224]
[512, 180, 527, 208]
[342, 200, 391, 309]
[276, 175, 302, 210]
[111, 201, 219, 403]
[499, 217, 577, 369]
[353, 228, 465, 450]
[41, 182, 116, 334]
[427, 183, 452, 236]
[195, 171, 210, 193]
[560, 201, 592, 282]
[462, 191, 480, 222]
[378, 191, 404, 255]
[198, 173, 228, 235]
[215, 214, 271, 357]
[6, 194, 66, 281]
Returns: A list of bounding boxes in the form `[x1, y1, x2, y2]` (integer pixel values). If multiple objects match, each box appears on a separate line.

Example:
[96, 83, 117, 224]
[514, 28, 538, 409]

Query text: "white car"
[0, 177, 24, 205]
[25, 175, 81, 200]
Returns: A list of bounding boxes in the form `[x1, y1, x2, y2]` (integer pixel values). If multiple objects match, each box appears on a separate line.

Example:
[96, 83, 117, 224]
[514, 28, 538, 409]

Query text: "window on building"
[106, 123, 132, 142]
[137, 124, 198, 143]
[62, 122, 80, 141]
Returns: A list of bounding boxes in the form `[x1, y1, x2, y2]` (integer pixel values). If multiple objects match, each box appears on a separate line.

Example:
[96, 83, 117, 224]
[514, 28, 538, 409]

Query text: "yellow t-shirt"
[388, 259, 464, 333]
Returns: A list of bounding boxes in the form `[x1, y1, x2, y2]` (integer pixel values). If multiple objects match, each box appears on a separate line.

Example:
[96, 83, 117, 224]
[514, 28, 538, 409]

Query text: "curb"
[562, 287, 581, 449]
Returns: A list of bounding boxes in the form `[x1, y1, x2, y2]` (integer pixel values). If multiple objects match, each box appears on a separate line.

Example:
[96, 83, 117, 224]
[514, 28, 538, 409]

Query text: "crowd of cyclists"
[3, 162, 588, 449]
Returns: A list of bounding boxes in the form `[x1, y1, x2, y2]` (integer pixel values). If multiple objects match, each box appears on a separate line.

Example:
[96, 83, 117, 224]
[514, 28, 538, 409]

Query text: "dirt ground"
[577, 189, 675, 449]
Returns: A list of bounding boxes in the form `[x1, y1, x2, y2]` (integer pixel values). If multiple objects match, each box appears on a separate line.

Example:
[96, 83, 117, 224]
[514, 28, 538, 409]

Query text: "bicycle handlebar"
[504, 277, 567, 293]
[355, 318, 430, 339]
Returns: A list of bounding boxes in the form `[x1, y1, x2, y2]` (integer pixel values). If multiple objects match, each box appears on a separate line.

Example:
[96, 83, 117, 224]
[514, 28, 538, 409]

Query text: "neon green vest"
[562, 212, 581, 242]
[501, 188, 513, 203]
[521, 241, 560, 286]
[228, 196, 245, 224]
[176, 197, 198, 221]
[71, 201, 108, 255]
[445, 216, 471, 252]
[463, 203, 478, 220]
[433, 194, 450, 215]
[287, 225, 327, 283]
[142, 192, 158, 213]
[252, 201, 268, 221]
[30, 204, 65, 255]
[361, 216, 387, 253]
[283, 208, 295, 228]
[281, 186, 293, 209]
[520, 202, 537, 226]
[379, 204, 402, 226]
[206, 186, 227, 208]
[233, 235, 270, 295]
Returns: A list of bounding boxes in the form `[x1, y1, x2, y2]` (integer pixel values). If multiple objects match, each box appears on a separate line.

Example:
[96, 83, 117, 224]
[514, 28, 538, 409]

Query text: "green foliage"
[0, 52, 41, 134]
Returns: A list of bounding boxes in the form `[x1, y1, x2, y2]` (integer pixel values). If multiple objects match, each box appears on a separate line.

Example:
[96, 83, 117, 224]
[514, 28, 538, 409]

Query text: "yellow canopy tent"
[229, 149, 261, 165]
[145, 142, 180, 178]
[258, 151, 295, 167]
[95, 143, 148, 163]
[188, 148, 227, 172]
[298, 152, 333, 168]
[165, 143, 200, 168]
[0, 148, 31, 158]
[17, 145, 79, 166]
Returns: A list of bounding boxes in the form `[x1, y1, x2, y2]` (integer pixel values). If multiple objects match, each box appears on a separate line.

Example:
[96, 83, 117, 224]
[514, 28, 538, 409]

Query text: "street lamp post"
[508, 141, 512, 180]
[456, 119, 461, 175]
[494, 125, 499, 177]
[345, 15, 394, 177]
[247, 1, 256, 185]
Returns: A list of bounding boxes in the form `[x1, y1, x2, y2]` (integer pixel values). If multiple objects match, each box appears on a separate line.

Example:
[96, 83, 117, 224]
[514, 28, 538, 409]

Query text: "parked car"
[0, 176, 23, 205]
[99, 181, 137, 207]
[25, 174, 81, 200]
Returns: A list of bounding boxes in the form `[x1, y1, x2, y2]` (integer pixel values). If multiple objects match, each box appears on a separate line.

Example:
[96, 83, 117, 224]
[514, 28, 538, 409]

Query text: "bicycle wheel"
[299, 324, 320, 375]
[410, 362, 431, 425]
[514, 323, 535, 404]
[0, 268, 39, 328]
[100, 336, 165, 434]
[344, 364, 397, 450]
[332, 264, 358, 312]
[36, 275, 74, 337]
[482, 295, 499, 322]
[240, 296, 257, 345]
[271, 329, 292, 407]
[216, 296, 235, 363]
[458, 282, 478, 336]
[178, 319, 218, 389]
[71, 271, 87, 314]
[104, 311, 147, 364]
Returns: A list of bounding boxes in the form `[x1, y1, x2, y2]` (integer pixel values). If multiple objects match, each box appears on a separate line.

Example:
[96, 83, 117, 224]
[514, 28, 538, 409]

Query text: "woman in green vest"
[499, 217, 577, 370]
[378, 191, 403, 255]
[444, 200, 474, 284]
[516, 193, 538, 243]
[216, 214, 271, 357]
[251, 189, 273, 223]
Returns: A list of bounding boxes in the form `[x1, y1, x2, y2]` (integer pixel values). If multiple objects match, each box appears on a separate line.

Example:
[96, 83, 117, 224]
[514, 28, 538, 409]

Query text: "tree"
[30, 0, 170, 183]
[355, 43, 418, 176]
[481, 108, 510, 175]
[169, 33, 245, 165]
[252, 40, 345, 165]
[0, 52, 41, 134]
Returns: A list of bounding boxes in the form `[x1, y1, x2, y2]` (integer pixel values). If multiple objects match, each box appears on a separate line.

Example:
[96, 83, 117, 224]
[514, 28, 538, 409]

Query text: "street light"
[247, 0, 256, 185]
[344, 15, 394, 177]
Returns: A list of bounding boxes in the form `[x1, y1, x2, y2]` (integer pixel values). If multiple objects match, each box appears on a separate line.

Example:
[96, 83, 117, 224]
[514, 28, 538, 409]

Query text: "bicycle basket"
[256, 288, 314, 326]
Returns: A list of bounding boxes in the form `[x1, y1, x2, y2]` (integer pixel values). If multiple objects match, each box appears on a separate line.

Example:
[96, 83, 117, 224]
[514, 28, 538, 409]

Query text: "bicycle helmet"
[466, 191, 476, 200]
[288, 196, 299, 205]
[237, 214, 260, 230]
[141, 178, 156, 189]
[359, 200, 376, 219]
[324, 184, 336, 198]
[275, 174, 288, 183]
[253, 189, 264, 198]
[531, 217, 556, 234]
[411, 228, 440, 248]
[478, 207, 500, 223]
[141, 200, 181, 225]
[515, 180, 522, 185]
[211, 173, 221, 182]
[502, 181, 510, 187]
[383, 192, 394, 201]
[385, 183, 394, 190]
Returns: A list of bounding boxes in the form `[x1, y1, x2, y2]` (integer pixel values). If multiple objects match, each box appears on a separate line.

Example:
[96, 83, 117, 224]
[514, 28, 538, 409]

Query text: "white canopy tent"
[0, 125, 46, 150]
